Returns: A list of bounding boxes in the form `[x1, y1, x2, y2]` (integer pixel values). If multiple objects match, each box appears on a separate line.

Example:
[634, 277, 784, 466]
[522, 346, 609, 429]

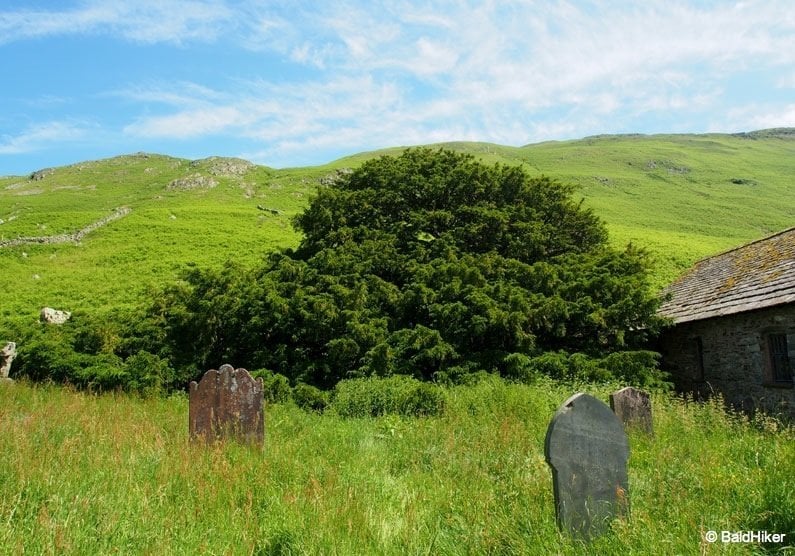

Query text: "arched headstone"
[544, 393, 629, 540]
[189, 364, 264, 445]
[609, 386, 653, 435]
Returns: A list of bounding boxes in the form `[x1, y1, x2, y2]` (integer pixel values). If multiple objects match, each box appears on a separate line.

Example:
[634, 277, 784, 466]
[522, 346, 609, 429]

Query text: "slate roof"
[659, 227, 795, 324]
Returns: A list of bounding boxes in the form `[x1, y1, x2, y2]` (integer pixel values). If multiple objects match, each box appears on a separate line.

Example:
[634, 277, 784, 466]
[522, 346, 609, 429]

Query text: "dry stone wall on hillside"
[0, 207, 131, 248]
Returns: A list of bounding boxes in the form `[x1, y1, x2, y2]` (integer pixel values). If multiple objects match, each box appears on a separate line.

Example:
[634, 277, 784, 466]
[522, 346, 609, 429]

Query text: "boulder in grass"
[40, 307, 71, 325]
[1, 341, 16, 381]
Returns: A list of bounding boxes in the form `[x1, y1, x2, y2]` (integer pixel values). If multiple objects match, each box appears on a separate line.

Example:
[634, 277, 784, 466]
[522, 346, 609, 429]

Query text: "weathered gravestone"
[189, 364, 264, 445]
[544, 393, 630, 540]
[610, 386, 653, 436]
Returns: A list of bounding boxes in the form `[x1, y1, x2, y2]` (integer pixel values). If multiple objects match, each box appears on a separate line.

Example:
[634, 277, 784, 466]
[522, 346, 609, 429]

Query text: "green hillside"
[2, 130, 794, 323]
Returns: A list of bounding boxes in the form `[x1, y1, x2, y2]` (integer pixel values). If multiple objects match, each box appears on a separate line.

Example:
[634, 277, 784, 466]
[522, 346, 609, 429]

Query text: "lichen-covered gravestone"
[609, 386, 653, 436]
[189, 364, 264, 445]
[544, 393, 630, 540]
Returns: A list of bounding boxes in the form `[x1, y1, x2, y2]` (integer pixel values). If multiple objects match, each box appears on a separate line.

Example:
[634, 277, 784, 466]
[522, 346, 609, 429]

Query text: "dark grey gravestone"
[544, 393, 630, 540]
[610, 387, 653, 436]
[189, 364, 264, 446]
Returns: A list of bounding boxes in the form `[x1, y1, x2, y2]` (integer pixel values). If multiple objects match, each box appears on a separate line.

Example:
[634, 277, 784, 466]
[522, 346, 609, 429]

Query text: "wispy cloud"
[0, 121, 92, 155]
[1, 0, 793, 170]
[121, 76, 405, 141]
[125, 105, 253, 138]
[777, 73, 795, 89]
[0, 0, 235, 45]
[110, 81, 227, 108]
[120, 1, 792, 149]
[722, 103, 795, 131]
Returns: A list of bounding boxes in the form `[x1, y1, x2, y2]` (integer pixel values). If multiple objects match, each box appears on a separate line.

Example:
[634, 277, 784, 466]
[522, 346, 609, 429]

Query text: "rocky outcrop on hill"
[732, 128, 795, 140]
[191, 157, 255, 177]
[645, 160, 690, 174]
[167, 174, 219, 191]
[319, 168, 353, 186]
[40, 308, 71, 324]
[0, 207, 131, 248]
[30, 168, 55, 181]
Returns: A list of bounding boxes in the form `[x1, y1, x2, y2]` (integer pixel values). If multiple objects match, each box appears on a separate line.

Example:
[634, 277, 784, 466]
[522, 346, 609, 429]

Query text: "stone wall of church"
[658, 303, 795, 419]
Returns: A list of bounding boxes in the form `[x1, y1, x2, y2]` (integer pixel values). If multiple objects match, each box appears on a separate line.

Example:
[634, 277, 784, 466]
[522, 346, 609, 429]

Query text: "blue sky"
[1, 0, 793, 175]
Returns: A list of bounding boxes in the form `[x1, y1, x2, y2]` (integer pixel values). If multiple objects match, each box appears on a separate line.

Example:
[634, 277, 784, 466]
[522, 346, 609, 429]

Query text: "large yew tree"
[155, 149, 665, 387]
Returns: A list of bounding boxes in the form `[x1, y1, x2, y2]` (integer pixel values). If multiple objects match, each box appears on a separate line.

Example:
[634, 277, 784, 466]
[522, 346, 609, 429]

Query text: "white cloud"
[118, 0, 795, 163]
[6, 0, 793, 168]
[0, 121, 91, 154]
[289, 43, 331, 69]
[23, 95, 72, 108]
[111, 81, 227, 107]
[777, 74, 795, 89]
[124, 106, 250, 138]
[411, 38, 459, 76]
[123, 74, 407, 142]
[219, 0, 789, 157]
[0, 0, 235, 45]
[722, 103, 795, 131]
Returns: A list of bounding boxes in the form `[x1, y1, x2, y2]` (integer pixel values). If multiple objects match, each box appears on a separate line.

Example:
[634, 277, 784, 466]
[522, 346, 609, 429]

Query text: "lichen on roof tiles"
[659, 227, 795, 324]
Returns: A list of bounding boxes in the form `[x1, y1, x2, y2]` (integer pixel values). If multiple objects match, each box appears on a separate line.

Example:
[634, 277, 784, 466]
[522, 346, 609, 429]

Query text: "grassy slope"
[517, 131, 795, 283]
[2, 130, 794, 323]
[1, 155, 311, 320]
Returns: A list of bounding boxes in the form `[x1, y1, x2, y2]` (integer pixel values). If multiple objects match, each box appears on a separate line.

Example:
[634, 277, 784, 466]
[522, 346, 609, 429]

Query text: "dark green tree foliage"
[9, 310, 178, 394]
[155, 149, 665, 387]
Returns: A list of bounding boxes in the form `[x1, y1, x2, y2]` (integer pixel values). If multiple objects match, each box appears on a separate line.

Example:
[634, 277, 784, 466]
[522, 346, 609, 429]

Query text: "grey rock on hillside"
[1, 341, 16, 380]
[40, 307, 71, 324]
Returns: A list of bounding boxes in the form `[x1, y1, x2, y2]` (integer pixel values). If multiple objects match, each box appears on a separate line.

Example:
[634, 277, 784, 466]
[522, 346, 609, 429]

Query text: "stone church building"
[657, 227, 795, 419]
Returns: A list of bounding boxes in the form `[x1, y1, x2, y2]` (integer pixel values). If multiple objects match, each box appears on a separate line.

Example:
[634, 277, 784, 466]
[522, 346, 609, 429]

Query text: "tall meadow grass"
[1, 378, 792, 554]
